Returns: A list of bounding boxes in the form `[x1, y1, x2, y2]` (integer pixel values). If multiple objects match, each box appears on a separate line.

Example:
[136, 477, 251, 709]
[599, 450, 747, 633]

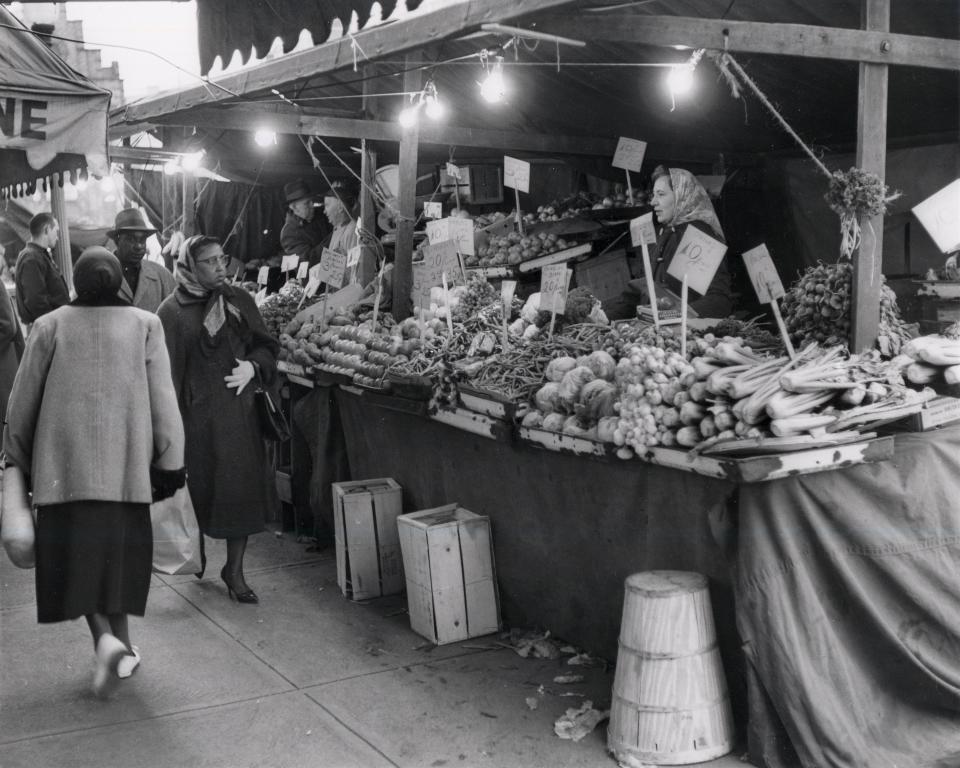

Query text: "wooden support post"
[49, 173, 73, 293]
[181, 173, 196, 237]
[392, 55, 422, 320]
[360, 140, 378, 276]
[850, 0, 889, 353]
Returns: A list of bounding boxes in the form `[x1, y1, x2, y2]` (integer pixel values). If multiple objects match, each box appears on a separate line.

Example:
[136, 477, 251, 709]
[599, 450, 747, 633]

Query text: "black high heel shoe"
[220, 566, 259, 604]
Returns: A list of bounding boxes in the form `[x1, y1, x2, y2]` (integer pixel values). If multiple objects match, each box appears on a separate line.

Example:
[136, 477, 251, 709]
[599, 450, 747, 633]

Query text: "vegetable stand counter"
[324, 386, 960, 768]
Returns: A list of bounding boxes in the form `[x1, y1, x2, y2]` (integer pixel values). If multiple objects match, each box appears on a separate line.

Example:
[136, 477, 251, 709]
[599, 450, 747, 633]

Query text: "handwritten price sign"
[424, 201, 443, 220]
[256, 266, 270, 285]
[280, 254, 300, 273]
[742, 244, 785, 304]
[419, 239, 462, 286]
[503, 156, 531, 194]
[667, 226, 728, 296]
[445, 163, 462, 181]
[612, 137, 647, 173]
[316, 247, 348, 289]
[540, 264, 572, 314]
[630, 212, 658, 247]
[426, 217, 474, 256]
[296, 261, 309, 280]
[913, 178, 960, 254]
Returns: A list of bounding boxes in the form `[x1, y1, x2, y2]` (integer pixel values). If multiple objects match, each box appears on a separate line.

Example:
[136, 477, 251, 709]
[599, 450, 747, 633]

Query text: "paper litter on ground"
[553, 673, 584, 684]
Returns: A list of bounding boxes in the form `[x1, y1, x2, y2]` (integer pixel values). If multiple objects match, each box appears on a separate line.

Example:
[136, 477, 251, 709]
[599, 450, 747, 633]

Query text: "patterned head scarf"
[176, 235, 243, 338]
[662, 168, 724, 240]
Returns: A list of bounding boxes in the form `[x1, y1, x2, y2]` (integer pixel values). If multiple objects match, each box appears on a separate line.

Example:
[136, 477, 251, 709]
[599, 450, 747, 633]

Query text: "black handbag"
[254, 385, 291, 442]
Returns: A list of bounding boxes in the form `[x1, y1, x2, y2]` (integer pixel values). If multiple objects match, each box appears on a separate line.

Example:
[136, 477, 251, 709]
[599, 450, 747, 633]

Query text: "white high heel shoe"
[92, 633, 127, 699]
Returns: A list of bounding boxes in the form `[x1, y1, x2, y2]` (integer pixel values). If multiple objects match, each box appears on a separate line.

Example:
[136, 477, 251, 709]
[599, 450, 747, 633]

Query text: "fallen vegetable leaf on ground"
[553, 674, 585, 684]
[554, 700, 610, 742]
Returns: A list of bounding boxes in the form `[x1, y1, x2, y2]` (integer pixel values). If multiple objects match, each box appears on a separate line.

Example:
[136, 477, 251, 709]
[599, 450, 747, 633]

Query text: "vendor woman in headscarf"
[157, 235, 280, 605]
[604, 166, 733, 320]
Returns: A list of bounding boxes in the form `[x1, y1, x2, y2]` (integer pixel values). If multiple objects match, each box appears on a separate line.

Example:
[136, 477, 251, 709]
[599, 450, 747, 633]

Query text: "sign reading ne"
[666, 226, 727, 296]
[0, 98, 48, 141]
[742, 244, 785, 304]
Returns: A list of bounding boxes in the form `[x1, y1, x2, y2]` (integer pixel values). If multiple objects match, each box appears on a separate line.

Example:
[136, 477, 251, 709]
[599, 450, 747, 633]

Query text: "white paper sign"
[347, 245, 362, 269]
[424, 201, 443, 220]
[612, 137, 648, 173]
[446, 162, 462, 181]
[501, 280, 517, 307]
[303, 278, 321, 298]
[426, 217, 475, 256]
[316, 248, 347, 289]
[280, 254, 299, 273]
[256, 266, 269, 285]
[913, 178, 960, 254]
[296, 261, 309, 280]
[540, 265, 572, 314]
[255, 286, 267, 306]
[503, 156, 531, 194]
[630, 212, 658, 247]
[666, 227, 728, 296]
[419, 239, 463, 286]
[742, 244, 785, 303]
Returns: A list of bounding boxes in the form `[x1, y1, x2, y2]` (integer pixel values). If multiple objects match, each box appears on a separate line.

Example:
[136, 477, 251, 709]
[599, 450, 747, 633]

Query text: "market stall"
[105, 1, 960, 765]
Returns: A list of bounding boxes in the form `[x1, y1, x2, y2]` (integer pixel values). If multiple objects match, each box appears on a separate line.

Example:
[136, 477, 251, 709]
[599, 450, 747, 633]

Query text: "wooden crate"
[397, 504, 501, 645]
[332, 479, 404, 601]
[574, 249, 631, 302]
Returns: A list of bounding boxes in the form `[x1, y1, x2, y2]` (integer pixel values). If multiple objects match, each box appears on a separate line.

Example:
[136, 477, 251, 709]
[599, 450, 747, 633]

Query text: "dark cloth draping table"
[309, 388, 960, 767]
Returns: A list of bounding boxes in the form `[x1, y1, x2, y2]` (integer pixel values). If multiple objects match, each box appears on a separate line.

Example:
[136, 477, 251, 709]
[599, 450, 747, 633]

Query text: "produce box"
[398, 504, 501, 645]
[574, 249, 631, 302]
[332, 479, 405, 601]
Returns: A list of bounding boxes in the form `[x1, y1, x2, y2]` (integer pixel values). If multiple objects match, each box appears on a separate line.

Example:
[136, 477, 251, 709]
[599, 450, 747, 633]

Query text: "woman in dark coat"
[3, 247, 185, 698]
[158, 235, 280, 604]
[604, 166, 733, 320]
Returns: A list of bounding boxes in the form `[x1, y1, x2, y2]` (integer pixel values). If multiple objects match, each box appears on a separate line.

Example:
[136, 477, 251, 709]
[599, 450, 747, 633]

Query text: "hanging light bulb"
[424, 82, 444, 120]
[479, 55, 506, 104]
[398, 103, 420, 128]
[163, 159, 180, 176]
[666, 64, 695, 96]
[181, 149, 205, 173]
[254, 129, 277, 147]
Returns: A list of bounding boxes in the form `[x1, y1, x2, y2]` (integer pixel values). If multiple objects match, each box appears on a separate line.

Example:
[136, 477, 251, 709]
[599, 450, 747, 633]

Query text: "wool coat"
[118, 259, 176, 313]
[280, 211, 330, 268]
[3, 305, 184, 505]
[14, 243, 70, 323]
[0, 285, 23, 420]
[157, 288, 280, 538]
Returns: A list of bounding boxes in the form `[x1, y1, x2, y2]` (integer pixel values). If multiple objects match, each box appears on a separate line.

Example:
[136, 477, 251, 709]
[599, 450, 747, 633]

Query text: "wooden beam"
[50, 175, 73, 293]
[851, 0, 890, 353]
[394, 57, 422, 321]
[533, 14, 960, 71]
[114, 0, 582, 124]
[134, 105, 618, 156]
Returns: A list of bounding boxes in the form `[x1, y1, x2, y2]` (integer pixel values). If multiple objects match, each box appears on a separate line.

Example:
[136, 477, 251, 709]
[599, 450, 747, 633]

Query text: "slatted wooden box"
[332, 479, 404, 601]
[397, 504, 501, 645]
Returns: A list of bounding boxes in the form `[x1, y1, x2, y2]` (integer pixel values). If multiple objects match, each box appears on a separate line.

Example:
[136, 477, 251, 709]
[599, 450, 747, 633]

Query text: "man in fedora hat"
[108, 208, 175, 313]
[280, 179, 331, 269]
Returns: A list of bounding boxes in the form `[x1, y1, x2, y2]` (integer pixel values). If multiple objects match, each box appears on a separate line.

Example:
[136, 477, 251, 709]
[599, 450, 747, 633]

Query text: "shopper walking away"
[158, 235, 281, 605]
[14, 212, 69, 324]
[3, 247, 185, 698]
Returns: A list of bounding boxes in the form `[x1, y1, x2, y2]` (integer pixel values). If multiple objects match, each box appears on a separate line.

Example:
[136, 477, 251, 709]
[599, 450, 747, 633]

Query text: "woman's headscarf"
[662, 168, 724, 240]
[72, 247, 129, 307]
[175, 235, 244, 339]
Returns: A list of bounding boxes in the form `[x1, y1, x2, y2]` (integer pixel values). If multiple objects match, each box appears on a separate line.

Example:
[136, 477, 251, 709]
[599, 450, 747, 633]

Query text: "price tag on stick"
[316, 247, 348, 289]
[612, 137, 647, 173]
[540, 264, 572, 338]
[667, 226, 727, 296]
[504, 156, 530, 236]
[742, 244, 795, 358]
[630, 212, 657, 248]
[280, 254, 299, 273]
[296, 261, 309, 280]
[501, 280, 517, 350]
[424, 201, 443, 220]
[257, 266, 269, 286]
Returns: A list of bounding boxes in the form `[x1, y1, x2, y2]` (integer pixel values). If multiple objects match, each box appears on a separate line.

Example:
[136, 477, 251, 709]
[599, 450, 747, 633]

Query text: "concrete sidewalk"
[0, 529, 750, 768]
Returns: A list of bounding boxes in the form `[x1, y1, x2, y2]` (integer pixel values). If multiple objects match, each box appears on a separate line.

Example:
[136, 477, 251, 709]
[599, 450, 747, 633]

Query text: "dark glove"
[150, 466, 187, 503]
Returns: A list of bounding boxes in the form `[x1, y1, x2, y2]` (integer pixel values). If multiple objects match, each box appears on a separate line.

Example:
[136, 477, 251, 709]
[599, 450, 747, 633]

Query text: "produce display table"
[326, 388, 960, 768]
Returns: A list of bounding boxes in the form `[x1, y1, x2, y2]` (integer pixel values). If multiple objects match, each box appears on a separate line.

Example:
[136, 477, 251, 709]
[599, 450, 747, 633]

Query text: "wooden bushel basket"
[608, 571, 734, 766]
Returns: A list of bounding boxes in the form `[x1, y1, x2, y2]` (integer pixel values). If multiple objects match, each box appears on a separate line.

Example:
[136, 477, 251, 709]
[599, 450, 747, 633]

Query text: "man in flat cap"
[108, 208, 175, 313]
[280, 180, 331, 269]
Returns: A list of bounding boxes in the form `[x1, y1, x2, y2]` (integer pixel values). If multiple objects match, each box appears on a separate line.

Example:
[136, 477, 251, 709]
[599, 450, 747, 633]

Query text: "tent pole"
[392, 54, 422, 320]
[181, 173, 196, 237]
[50, 173, 73, 293]
[850, 0, 889, 352]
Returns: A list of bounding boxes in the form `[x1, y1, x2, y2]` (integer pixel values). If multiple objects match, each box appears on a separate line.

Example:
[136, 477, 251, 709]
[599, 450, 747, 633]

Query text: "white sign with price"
[303, 262, 324, 298]
[540, 264, 572, 314]
[742, 244, 785, 304]
[316, 247, 347, 289]
[424, 201, 443, 220]
[446, 163, 462, 181]
[256, 266, 270, 285]
[503, 156, 530, 194]
[667, 227, 728, 296]
[612, 137, 648, 173]
[280, 254, 300, 273]
[630, 212, 657, 247]
[426, 217, 474, 256]
[296, 261, 309, 280]
[419, 239, 462, 286]
[913, 178, 960, 254]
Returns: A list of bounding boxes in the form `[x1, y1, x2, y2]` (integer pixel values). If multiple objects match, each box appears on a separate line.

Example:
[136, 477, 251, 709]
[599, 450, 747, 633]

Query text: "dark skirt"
[35, 501, 152, 624]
